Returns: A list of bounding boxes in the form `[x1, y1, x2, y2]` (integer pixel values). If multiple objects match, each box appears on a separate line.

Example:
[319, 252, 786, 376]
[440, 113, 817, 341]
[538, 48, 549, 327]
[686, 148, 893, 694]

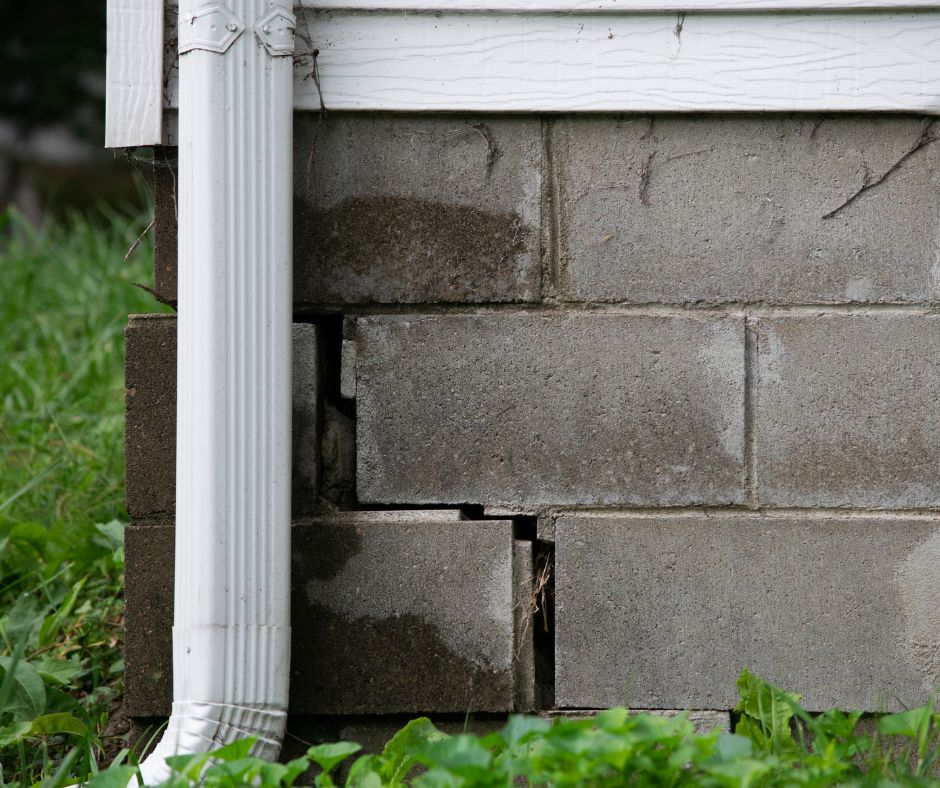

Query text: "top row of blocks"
[152, 114, 940, 307]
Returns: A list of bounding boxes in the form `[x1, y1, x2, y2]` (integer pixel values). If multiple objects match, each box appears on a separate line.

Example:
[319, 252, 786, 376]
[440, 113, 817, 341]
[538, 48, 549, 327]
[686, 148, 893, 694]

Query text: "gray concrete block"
[125, 512, 524, 715]
[556, 116, 940, 304]
[356, 313, 745, 507]
[293, 114, 541, 304]
[153, 115, 541, 305]
[124, 317, 321, 516]
[555, 513, 940, 712]
[754, 314, 940, 508]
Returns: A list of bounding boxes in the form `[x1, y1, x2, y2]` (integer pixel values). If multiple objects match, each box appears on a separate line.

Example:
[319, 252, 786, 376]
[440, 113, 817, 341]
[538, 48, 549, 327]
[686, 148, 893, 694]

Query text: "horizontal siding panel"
[163, 10, 940, 113]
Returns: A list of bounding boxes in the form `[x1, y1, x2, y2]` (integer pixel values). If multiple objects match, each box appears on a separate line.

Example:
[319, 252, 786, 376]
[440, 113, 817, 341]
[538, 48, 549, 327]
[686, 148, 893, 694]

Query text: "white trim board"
[163, 9, 940, 114]
[303, 0, 940, 8]
[106, 0, 163, 147]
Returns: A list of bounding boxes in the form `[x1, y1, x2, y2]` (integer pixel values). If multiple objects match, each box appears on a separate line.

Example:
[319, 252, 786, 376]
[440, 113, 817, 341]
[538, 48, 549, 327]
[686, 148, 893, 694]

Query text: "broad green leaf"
[0, 654, 46, 721]
[209, 735, 257, 762]
[380, 717, 447, 783]
[346, 755, 384, 788]
[93, 520, 126, 554]
[500, 714, 551, 747]
[34, 657, 84, 687]
[413, 735, 492, 773]
[85, 765, 140, 788]
[879, 706, 932, 740]
[307, 741, 362, 774]
[734, 669, 801, 758]
[28, 712, 87, 737]
[0, 721, 32, 746]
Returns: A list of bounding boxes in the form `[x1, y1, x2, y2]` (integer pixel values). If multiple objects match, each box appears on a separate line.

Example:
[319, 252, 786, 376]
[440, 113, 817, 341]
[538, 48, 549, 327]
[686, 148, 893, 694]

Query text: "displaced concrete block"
[356, 313, 745, 507]
[292, 324, 321, 512]
[513, 539, 537, 713]
[555, 513, 940, 712]
[124, 512, 528, 716]
[754, 315, 940, 508]
[294, 115, 542, 305]
[124, 316, 321, 516]
[556, 116, 940, 304]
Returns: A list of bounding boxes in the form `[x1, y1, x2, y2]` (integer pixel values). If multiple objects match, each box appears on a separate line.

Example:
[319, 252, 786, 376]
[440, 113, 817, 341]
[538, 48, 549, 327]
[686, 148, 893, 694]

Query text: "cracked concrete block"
[124, 316, 321, 517]
[355, 313, 745, 507]
[125, 512, 527, 716]
[556, 116, 940, 304]
[555, 513, 940, 712]
[754, 315, 940, 508]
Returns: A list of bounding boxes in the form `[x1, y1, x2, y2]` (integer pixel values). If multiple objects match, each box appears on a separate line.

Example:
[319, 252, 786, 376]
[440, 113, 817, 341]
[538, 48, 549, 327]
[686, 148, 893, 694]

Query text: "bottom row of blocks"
[125, 510, 940, 717]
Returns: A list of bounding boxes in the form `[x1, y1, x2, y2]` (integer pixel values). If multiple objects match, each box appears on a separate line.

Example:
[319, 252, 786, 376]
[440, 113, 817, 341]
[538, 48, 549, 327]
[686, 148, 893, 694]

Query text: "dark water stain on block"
[294, 195, 532, 305]
[124, 513, 519, 716]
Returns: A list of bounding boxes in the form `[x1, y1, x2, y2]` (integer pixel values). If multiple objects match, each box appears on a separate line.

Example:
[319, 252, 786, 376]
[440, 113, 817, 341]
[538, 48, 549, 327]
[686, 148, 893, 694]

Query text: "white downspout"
[138, 2, 295, 783]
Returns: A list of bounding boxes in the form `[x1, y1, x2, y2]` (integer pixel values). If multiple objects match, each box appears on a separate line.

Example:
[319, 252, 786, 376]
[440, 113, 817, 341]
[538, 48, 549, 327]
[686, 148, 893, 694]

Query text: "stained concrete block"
[556, 116, 940, 304]
[153, 116, 542, 305]
[124, 512, 526, 716]
[124, 316, 321, 516]
[554, 513, 940, 712]
[355, 313, 745, 507]
[754, 315, 940, 508]
[294, 115, 541, 305]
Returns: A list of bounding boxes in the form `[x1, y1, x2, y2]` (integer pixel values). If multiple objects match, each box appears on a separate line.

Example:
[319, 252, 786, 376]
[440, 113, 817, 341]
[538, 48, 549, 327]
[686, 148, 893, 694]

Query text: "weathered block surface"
[557, 116, 940, 304]
[125, 512, 525, 716]
[124, 316, 320, 517]
[125, 316, 176, 516]
[754, 315, 940, 508]
[356, 314, 745, 506]
[294, 115, 541, 305]
[154, 115, 542, 305]
[555, 513, 940, 712]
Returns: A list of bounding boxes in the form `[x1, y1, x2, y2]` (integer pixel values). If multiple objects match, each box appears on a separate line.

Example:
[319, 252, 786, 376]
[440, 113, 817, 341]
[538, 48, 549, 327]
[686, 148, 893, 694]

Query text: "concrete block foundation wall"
[126, 113, 940, 746]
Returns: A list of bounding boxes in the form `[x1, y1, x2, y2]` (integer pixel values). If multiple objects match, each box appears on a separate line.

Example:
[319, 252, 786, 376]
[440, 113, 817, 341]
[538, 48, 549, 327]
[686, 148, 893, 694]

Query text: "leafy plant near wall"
[41, 670, 940, 787]
[0, 205, 171, 785]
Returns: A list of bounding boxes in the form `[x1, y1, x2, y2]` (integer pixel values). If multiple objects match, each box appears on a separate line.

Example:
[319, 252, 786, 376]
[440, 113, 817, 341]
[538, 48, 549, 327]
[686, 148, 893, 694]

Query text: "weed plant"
[0, 205, 170, 784]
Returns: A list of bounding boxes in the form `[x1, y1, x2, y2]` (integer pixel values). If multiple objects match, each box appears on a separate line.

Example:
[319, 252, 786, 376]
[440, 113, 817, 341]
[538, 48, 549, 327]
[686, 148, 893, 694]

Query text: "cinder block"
[153, 116, 542, 305]
[356, 313, 745, 507]
[125, 316, 176, 516]
[124, 317, 321, 517]
[293, 114, 542, 305]
[556, 116, 940, 304]
[555, 513, 940, 712]
[125, 512, 526, 716]
[754, 315, 940, 508]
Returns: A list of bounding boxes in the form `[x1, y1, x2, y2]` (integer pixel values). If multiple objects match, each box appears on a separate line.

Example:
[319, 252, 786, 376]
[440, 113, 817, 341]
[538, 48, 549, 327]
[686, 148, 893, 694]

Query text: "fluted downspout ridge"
[137, 1, 294, 782]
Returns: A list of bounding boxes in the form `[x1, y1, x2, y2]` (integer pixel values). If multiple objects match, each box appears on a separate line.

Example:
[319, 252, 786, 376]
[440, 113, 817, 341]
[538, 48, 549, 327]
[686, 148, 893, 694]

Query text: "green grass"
[0, 204, 170, 784]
